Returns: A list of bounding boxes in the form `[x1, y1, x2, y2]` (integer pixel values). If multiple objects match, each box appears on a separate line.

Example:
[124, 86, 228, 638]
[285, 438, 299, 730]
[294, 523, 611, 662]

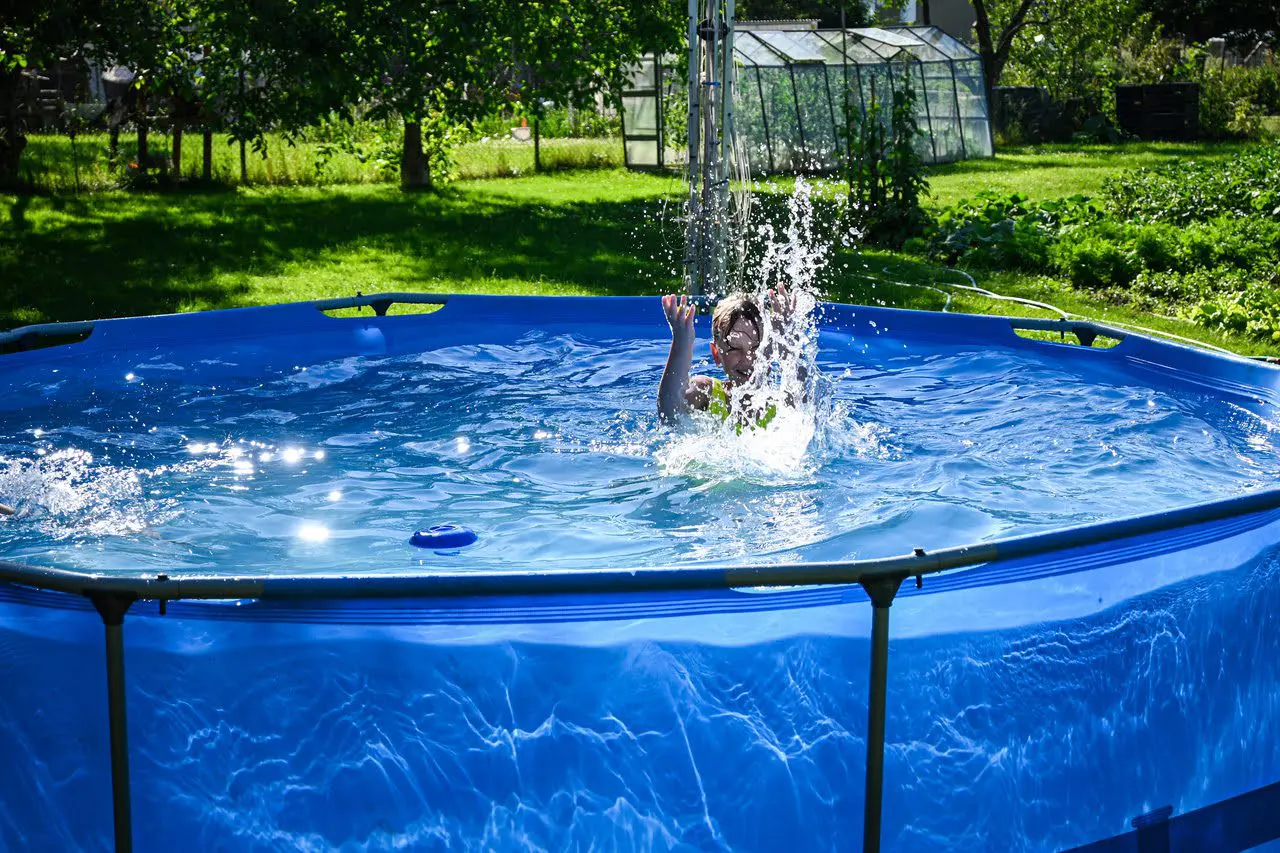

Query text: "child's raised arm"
[658, 294, 696, 422]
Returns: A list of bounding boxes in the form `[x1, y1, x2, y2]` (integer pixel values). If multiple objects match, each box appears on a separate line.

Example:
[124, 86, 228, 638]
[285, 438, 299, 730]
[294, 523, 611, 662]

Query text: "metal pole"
[788, 64, 806, 170]
[949, 58, 968, 160]
[860, 576, 903, 853]
[90, 592, 136, 853]
[755, 66, 775, 173]
[685, 0, 701, 295]
[913, 59, 939, 164]
[701, 0, 717, 294]
[657, 58, 666, 170]
[841, 12, 853, 198]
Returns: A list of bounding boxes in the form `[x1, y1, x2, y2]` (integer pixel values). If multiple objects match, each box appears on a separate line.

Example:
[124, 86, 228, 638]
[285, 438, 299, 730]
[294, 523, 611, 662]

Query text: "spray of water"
[0, 449, 177, 538]
[658, 177, 891, 483]
[0, 439, 305, 541]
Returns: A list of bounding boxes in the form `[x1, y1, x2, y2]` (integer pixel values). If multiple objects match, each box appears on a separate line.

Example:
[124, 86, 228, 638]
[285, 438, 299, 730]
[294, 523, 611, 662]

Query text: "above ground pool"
[2, 293, 1280, 852]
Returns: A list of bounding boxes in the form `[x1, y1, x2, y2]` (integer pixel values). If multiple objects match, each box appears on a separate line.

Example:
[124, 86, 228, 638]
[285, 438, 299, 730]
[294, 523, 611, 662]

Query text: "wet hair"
[711, 293, 762, 345]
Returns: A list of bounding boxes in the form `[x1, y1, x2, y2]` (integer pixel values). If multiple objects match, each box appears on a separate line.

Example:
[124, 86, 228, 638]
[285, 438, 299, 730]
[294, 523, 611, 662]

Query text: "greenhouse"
[621, 23, 993, 174]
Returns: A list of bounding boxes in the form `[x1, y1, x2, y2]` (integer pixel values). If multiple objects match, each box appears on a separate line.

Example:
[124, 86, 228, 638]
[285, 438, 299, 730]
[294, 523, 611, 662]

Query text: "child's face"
[712, 318, 761, 384]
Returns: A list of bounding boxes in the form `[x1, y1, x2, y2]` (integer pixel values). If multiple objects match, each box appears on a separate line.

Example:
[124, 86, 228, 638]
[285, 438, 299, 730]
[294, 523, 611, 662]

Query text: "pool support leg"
[860, 576, 904, 853]
[90, 592, 137, 853]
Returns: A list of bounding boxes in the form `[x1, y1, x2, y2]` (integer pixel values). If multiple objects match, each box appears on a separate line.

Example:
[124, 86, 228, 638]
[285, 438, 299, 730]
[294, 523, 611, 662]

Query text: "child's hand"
[768, 281, 797, 330]
[662, 293, 696, 346]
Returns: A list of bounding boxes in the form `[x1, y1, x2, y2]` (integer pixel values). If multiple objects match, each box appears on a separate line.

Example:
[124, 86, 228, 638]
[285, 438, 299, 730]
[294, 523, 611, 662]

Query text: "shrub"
[1199, 64, 1280, 140]
[1051, 222, 1139, 288]
[1131, 223, 1179, 271]
[841, 62, 931, 249]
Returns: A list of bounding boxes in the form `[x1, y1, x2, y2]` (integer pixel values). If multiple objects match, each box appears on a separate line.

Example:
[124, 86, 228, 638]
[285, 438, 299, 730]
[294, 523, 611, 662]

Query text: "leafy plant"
[1102, 143, 1280, 224]
[1051, 222, 1140, 288]
[926, 191, 1099, 269]
[840, 62, 931, 248]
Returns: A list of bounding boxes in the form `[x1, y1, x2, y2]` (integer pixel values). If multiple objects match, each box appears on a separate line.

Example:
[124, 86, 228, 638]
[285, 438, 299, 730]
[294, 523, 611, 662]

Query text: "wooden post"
[172, 121, 183, 179]
[238, 69, 248, 183]
[201, 45, 213, 181]
[136, 90, 148, 174]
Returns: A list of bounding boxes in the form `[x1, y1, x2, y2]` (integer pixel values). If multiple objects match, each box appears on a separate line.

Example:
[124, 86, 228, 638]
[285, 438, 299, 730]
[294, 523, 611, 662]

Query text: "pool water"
[4, 297, 1280, 852]
[2, 322, 1278, 575]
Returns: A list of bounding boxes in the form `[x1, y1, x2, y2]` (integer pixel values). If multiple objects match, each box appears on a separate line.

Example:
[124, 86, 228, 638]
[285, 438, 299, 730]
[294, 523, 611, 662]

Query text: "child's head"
[710, 293, 763, 384]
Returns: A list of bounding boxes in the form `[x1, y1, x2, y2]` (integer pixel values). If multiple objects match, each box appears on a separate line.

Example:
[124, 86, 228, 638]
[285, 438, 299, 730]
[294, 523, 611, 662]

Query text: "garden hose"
[863, 266, 1278, 363]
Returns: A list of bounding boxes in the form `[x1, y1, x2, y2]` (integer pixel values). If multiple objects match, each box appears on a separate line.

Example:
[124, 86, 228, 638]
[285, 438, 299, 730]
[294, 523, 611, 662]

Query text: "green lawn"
[925, 140, 1255, 208]
[3, 142, 1276, 357]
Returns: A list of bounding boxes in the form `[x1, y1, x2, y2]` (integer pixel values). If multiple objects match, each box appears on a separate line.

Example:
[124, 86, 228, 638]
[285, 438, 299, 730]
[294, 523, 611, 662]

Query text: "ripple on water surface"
[1, 331, 1278, 575]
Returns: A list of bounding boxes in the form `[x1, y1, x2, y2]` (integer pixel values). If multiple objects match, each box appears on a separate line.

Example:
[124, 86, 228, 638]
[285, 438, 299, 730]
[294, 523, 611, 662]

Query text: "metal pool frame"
[3, 293, 1280, 851]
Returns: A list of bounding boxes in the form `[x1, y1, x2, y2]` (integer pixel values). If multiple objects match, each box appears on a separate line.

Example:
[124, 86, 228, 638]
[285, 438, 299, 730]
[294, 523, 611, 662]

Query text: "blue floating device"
[410, 524, 478, 550]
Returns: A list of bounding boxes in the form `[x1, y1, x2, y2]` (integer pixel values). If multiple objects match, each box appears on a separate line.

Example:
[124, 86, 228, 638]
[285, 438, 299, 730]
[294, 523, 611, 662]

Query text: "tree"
[1142, 0, 1279, 46]
[1000, 0, 1146, 109]
[93, 0, 204, 175]
[0, 0, 112, 185]
[339, 0, 512, 190]
[971, 0, 1045, 105]
[735, 1, 869, 28]
[508, 0, 681, 171]
[196, 0, 364, 179]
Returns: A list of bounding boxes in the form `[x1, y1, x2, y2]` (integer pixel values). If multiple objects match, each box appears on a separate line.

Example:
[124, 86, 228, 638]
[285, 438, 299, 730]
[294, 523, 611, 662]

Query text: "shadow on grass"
[0, 184, 686, 328]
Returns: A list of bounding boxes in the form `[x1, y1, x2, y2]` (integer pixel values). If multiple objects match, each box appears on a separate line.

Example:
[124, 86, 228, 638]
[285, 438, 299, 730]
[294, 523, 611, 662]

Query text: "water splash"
[659, 177, 886, 483]
[0, 448, 177, 538]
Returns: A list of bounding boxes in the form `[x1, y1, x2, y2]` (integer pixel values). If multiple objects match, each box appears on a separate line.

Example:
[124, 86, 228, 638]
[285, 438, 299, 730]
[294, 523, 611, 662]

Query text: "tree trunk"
[401, 121, 431, 190]
[972, 0, 998, 110]
[533, 118, 541, 172]
[972, 0, 1041, 111]
[0, 68, 29, 187]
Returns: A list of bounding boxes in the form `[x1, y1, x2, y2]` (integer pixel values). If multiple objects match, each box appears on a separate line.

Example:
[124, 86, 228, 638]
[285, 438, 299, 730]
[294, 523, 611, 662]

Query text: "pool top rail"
[3, 485, 1280, 604]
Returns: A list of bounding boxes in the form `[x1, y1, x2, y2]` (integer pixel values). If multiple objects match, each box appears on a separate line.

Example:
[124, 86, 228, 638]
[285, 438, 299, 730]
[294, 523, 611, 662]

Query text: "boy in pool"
[657, 286, 795, 426]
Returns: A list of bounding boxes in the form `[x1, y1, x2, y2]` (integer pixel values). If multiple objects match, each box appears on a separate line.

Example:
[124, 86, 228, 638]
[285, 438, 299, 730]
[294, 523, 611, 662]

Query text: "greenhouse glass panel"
[850, 28, 918, 58]
[813, 32, 886, 65]
[621, 25, 992, 174]
[625, 140, 660, 167]
[752, 30, 828, 63]
[624, 96, 658, 135]
[736, 33, 787, 67]
[759, 66, 802, 171]
[627, 58, 658, 91]
[790, 31, 850, 65]
[737, 67, 774, 173]
[792, 65, 839, 171]
[898, 26, 975, 61]
[954, 60, 993, 157]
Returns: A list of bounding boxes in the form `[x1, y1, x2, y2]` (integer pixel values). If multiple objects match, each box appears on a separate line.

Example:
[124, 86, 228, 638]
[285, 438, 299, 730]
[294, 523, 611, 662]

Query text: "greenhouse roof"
[732, 25, 979, 67]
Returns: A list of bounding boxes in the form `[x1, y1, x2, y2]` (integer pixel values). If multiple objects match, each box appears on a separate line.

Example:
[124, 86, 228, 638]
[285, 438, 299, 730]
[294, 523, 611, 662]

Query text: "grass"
[3, 141, 1277, 357]
[17, 131, 623, 192]
[0, 171, 685, 327]
[924, 140, 1256, 208]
